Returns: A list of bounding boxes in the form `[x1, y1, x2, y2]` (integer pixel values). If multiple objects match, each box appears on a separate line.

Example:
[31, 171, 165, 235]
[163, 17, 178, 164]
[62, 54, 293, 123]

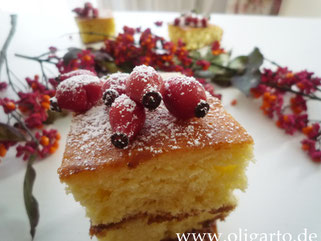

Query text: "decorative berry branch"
[0, 15, 64, 240]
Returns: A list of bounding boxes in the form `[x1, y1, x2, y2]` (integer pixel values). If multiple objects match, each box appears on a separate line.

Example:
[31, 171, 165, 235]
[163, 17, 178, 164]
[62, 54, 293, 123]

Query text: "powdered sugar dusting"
[112, 94, 136, 113]
[101, 72, 129, 92]
[164, 76, 203, 92]
[132, 65, 157, 82]
[57, 75, 101, 94]
[60, 92, 253, 177]
[62, 69, 95, 78]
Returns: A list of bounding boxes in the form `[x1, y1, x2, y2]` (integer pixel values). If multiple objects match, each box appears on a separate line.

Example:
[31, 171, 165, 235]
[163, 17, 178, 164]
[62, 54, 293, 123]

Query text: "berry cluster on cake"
[73, 2, 115, 44]
[55, 66, 253, 241]
[168, 12, 223, 50]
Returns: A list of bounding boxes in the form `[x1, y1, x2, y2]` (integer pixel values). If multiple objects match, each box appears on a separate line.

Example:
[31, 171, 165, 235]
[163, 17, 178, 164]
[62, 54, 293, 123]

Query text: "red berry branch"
[251, 67, 321, 162]
[0, 15, 65, 239]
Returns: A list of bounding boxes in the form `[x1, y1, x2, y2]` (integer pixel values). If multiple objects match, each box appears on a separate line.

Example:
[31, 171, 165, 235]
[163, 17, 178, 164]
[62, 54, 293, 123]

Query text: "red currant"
[162, 76, 210, 120]
[59, 69, 96, 82]
[109, 94, 146, 149]
[84, 2, 93, 10]
[92, 8, 98, 18]
[185, 16, 192, 26]
[192, 17, 198, 27]
[55, 75, 102, 113]
[126, 65, 164, 110]
[102, 73, 129, 106]
[201, 18, 208, 27]
[174, 18, 180, 26]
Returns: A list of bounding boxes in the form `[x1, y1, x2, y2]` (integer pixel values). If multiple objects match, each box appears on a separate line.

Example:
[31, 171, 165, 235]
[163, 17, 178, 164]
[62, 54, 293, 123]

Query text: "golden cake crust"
[58, 95, 253, 180]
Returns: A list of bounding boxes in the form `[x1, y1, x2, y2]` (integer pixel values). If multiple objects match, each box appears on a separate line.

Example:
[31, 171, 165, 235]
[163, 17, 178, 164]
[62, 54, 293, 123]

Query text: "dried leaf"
[247, 47, 264, 72]
[228, 56, 248, 71]
[23, 155, 39, 240]
[0, 122, 25, 142]
[231, 70, 261, 95]
[93, 50, 113, 62]
[62, 47, 82, 66]
[231, 48, 263, 95]
[44, 110, 68, 124]
[212, 74, 233, 87]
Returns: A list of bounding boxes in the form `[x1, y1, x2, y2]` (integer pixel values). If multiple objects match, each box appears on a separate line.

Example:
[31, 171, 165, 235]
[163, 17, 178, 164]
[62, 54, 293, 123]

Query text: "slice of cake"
[58, 72, 253, 241]
[73, 3, 115, 44]
[168, 13, 223, 50]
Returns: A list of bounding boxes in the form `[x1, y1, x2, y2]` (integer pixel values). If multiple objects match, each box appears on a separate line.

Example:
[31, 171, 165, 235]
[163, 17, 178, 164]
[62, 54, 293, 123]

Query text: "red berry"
[84, 2, 93, 10]
[102, 73, 129, 106]
[201, 18, 208, 27]
[59, 69, 96, 82]
[185, 16, 192, 25]
[92, 8, 99, 18]
[162, 76, 210, 120]
[192, 17, 198, 27]
[126, 65, 164, 110]
[73, 7, 83, 15]
[174, 18, 180, 26]
[109, 94, 146, 149]
[55, 75, 102, 113]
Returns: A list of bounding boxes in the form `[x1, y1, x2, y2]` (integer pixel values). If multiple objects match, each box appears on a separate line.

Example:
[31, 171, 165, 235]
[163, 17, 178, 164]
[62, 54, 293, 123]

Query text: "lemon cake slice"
[168, 13, 223, 50]
[58, 83, 253, 241]
[73, 3, 115, 44]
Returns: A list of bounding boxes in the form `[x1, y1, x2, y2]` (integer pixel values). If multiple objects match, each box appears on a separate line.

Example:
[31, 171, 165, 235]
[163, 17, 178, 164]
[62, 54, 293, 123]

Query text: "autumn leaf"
[0, 122, 25, 142]
[23, 155, 39, 240]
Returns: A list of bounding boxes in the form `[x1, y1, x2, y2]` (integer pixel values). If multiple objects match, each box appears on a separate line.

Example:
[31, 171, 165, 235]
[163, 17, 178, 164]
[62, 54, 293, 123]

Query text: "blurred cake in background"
[168, 12, 223, 50]
[73, 2, 115, 44]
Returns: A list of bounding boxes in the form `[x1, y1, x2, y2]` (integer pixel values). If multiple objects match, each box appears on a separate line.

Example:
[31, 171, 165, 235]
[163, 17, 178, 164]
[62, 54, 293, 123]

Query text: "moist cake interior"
[59, 91, 253, 241]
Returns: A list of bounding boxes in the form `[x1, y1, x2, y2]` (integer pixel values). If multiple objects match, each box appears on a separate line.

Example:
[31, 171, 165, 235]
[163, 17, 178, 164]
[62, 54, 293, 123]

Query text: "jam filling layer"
[90, 205, 234, 236]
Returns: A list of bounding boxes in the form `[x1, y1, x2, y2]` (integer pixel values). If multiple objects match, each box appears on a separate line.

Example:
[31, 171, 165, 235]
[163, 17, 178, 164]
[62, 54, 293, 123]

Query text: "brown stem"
[0, 15, 17, 77]
[5, 56, 21, 94]
[14, 54, 57, 65]
[263, 82, 321, 101]
[11, 112, 39, 145]
[264, 57, 282, 68]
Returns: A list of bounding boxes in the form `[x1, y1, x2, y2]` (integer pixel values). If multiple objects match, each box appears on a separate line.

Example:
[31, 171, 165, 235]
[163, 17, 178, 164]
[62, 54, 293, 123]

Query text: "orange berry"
[52, 140, 59, 149]
[0, 144, 7, 157]
[297, 82, 304, 89]
[301, 144, 310, 151]
[286, 72, 294, 78]
[36, 124, 44, 129]
[291, 106, 302, 114]
[250, 89, 261, 98]
[263, 92, 270, 99]
[231, 99, 237, 106]
[5, 101, 16, 111]
[302, 126, 313, 135]
[41, 102, 50, 110]
[269, 95, 276, 102]
[276, 120, 281, 128]
[212, 50, 222, 56]
[55, 132, 61, 140]
[283, 115, 289, 122]
[49, 146, 57, 154]
[261, 101, 270, 109]
[42, 95, 51, 102]
[40, 136, 50, 146]
[18, 105, 29, 113]
[83, 55, 92, 62]
[31, 82, 37, 90]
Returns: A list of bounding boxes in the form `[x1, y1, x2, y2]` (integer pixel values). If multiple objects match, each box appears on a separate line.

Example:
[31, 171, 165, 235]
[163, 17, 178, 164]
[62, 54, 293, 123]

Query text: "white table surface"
[0, 11, 321, 241]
